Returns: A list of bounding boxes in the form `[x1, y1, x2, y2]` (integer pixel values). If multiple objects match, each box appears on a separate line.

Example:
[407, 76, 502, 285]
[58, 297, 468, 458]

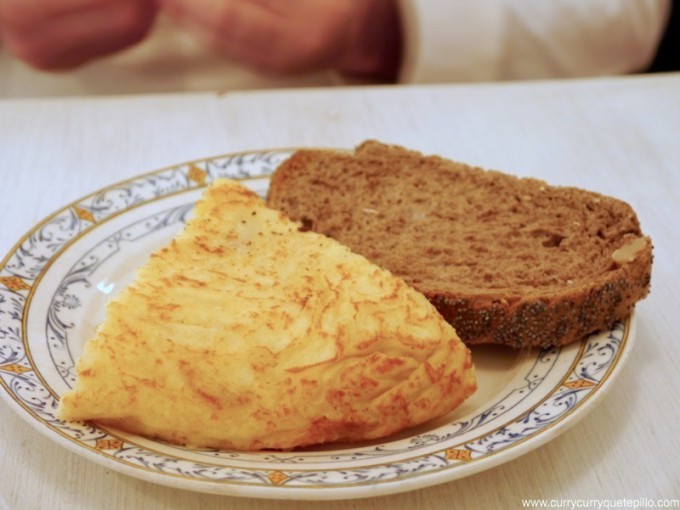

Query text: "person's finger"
[161, 0, 349, 74]
[162, 0, 275, 48]
[162, 0, 299, 70]
[2, 0, 157, 69]
[0, 0, 114, 29]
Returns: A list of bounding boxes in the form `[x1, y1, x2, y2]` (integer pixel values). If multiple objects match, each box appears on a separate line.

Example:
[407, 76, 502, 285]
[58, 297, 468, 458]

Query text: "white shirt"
[398, 0, 671, 83]
[0, 0, 671, 98]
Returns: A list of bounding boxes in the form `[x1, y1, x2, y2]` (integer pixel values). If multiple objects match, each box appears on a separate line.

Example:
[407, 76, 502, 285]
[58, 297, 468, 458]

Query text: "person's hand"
[0, 0, 158, 70]
[160, 0, 402, 81]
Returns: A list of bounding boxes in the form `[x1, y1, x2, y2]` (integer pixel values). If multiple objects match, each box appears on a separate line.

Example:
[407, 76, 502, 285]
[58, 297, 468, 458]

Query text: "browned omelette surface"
[57, 179, 476, 450]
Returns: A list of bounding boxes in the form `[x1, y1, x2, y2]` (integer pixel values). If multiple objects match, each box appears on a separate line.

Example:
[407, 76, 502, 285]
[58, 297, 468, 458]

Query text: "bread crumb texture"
[57, 179, 476, 451]
[267, 141, 653, 348]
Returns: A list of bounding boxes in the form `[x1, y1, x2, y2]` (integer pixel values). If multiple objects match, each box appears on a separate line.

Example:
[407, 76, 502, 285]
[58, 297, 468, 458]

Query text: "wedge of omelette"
[57, 179, 476, 450]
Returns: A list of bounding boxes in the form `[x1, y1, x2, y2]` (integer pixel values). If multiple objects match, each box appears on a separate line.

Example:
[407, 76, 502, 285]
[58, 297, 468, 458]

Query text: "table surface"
[1, 73, 679, 509]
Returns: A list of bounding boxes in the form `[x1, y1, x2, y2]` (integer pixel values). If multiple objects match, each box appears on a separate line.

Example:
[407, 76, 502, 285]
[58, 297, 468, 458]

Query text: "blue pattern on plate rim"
[46, 203, 197, 388]
[0, 149, 630, 491]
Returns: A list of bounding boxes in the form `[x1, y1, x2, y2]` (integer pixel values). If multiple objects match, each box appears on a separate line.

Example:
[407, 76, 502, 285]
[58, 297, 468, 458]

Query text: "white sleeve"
[397, 0, 671, 83]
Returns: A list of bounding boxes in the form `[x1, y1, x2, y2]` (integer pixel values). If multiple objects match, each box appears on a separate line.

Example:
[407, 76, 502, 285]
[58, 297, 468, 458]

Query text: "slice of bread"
[57, 178, 476, 450]
[267, 141, 653, 348]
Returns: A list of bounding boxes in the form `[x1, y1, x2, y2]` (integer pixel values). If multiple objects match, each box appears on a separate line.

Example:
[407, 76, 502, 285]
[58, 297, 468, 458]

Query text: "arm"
[397, 0, 671, 83]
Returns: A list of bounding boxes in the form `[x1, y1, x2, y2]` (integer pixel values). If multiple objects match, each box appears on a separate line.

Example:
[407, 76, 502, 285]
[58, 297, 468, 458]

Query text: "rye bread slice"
[267, 141, 653, 348]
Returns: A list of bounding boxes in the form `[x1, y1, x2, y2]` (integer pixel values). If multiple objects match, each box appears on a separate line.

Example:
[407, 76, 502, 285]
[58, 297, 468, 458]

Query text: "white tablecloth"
[1, 73, 679, 509]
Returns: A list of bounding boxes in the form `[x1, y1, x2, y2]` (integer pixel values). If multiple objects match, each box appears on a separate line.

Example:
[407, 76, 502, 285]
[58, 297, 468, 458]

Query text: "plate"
[0, 149, 635, 500]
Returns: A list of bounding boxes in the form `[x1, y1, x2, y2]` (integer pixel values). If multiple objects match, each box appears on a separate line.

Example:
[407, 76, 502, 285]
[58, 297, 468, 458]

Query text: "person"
[648, 0, 680, 72]
[0, 0, 673, 98]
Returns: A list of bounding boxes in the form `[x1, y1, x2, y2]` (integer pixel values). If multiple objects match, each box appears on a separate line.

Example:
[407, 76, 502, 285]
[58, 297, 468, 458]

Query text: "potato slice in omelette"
[57, 179, 476, 450]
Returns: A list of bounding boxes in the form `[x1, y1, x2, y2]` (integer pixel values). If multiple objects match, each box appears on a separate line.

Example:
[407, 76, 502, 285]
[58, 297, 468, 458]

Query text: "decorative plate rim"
[0, 148, 636, 500]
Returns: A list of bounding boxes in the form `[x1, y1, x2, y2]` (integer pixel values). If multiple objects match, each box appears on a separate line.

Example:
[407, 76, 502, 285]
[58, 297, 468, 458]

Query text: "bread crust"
[427, 242, 651, 348]
[267, 141, 653, 348]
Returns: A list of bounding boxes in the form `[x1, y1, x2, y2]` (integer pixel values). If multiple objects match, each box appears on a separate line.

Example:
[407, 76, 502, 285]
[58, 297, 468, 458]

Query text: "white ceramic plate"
[0, 149, 635, 500]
